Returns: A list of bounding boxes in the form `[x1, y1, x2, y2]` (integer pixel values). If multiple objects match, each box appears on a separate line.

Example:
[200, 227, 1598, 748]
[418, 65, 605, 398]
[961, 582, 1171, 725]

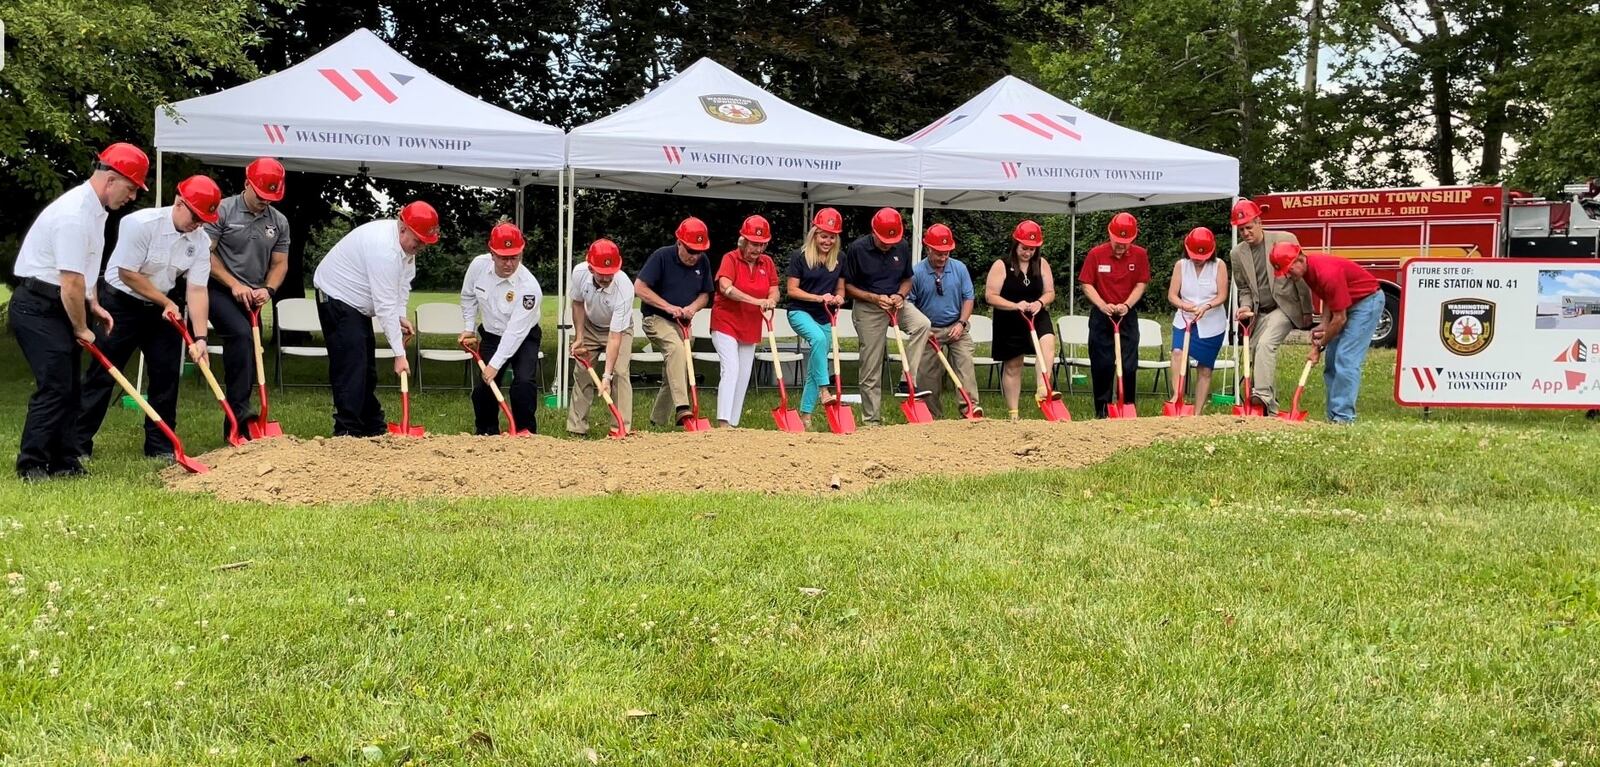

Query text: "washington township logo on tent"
[699, 95, 766, 124]
[262, 124, 291, 144]
[1000, 161, 1023, 179]
[662, 146, 687, 165]
[999, 113, 1081, 141]
[903, 114, 969, 143]
[319, 68, 412, 103]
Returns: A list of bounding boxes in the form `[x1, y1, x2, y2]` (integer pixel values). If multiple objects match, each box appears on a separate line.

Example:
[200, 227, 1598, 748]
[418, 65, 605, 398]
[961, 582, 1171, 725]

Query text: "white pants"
[712, 330, 755, 425]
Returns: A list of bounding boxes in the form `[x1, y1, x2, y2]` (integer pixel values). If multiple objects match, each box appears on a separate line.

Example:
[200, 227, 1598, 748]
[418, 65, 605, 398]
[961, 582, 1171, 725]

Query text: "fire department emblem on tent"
[699, 95, 766, 125]
[1440, 298, 1495, 356]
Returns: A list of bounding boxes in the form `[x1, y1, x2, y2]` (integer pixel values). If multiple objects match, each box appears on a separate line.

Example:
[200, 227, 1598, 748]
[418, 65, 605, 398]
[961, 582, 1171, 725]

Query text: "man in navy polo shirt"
[843, 207, 931, 424]
[909, 223, 981, 417]
[634, 216, 715, 427]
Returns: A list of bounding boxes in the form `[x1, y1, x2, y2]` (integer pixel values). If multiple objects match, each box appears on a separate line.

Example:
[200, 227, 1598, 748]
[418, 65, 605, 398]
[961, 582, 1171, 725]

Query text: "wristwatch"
[959, 319, 971, 329]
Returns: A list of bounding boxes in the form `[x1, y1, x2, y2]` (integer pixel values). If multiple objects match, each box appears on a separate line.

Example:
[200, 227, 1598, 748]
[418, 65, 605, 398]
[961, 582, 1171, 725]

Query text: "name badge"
[1098, 264, 1112, 273]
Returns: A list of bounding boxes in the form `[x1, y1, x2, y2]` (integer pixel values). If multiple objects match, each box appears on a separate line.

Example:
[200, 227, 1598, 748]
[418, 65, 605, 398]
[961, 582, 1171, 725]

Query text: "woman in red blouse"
[710, 215, 779, 426]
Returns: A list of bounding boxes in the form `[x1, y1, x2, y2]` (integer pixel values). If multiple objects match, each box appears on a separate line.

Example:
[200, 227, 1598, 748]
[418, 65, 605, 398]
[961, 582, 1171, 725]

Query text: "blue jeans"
[1323, 291, 1385, 423]
[788, 310, 834, 414]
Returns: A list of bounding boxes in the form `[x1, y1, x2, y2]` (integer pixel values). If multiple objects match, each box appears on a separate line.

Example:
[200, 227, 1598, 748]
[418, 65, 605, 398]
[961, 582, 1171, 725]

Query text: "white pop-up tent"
[154, 28, 566, 189]
[901, 75, 1239, 214]
[901, 74, 1242, 391]
[554, 57, 921, 401]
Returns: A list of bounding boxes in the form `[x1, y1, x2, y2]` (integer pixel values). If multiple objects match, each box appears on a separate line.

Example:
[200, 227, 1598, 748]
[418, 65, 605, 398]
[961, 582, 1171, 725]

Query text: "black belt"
[20, 277, 63, 300]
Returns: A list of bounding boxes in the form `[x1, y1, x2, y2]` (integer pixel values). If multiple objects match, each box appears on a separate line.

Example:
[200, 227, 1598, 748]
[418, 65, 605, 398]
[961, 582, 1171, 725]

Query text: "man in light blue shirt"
[909, 224, 982, 417]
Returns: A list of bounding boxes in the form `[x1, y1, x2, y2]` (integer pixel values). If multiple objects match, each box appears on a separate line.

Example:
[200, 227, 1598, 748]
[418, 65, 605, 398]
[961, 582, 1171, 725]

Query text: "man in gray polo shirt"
[204, 157, 290, 441]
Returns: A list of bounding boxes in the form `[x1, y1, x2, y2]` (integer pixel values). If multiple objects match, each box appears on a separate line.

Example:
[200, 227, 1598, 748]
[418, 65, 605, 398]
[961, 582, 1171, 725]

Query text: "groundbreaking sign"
[1397, 258, 1600, 408]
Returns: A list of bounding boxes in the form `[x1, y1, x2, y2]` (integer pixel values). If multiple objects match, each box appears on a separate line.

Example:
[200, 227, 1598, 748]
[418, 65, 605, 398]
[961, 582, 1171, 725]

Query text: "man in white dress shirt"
[458, 221, 543, 435]
[74, 174, 221, 462]
[9, 142, 149, 480]
[566, 238, 635, 436]
[312, 201, 438, 436]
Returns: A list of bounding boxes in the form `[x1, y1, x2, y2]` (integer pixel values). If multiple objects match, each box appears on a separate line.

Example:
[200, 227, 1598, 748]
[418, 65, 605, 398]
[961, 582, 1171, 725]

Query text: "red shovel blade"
[824, 401, 856, 434]
[1232, 402, 1266, 417]
[1279, 389, 1309, 421]
[1108, 402, 1138, 419]
[900, 397, 934, 424]
[152, 421, 208, 475]
[772, 406, 805, 433]
[387, 393, 426, 437]
[681, 414, 712, 432]
[1162, 400, 1197, 417]
[247, 418, 284, 439]
[1037, 395, 1071, 422]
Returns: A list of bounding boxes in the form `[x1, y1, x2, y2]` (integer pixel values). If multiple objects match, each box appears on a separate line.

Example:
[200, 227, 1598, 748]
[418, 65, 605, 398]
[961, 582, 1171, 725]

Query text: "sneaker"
[895, 381, 932, 399]
[50, 463, 87, 479]
[962, 404, 985, 418]
[17, 467, 50, 483]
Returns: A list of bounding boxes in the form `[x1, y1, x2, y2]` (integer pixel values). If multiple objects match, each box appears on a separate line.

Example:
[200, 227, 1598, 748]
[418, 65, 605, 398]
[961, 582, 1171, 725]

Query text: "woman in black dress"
[984, 220, 1057, 420]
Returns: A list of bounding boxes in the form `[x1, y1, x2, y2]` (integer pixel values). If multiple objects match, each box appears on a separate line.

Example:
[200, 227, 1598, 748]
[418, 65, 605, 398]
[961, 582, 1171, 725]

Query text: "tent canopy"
[900, 76, 1239, 213]
[155, 28, 565, 188]
[567, 58, 918, 206]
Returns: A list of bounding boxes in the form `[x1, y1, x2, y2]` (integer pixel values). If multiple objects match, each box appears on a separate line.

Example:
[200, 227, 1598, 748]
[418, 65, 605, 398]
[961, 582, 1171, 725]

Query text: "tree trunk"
[1301, 0, 1322, 136]
[1429, 64, 1457, 186]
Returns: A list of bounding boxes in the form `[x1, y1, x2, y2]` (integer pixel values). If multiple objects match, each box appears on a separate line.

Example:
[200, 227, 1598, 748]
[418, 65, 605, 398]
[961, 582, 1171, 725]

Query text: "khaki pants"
[642, 315, 694, 426]
[1248, 308, 1295, 414]
[566, 318, 633, 435]
[852, 303, 930, 423]
[918, 324, 981, 417]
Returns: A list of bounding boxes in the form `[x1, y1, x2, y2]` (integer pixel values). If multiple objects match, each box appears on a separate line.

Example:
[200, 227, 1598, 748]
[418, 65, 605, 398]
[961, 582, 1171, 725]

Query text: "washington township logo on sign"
[1440, 298, 1494, 356]
[699, 95, 766, 125]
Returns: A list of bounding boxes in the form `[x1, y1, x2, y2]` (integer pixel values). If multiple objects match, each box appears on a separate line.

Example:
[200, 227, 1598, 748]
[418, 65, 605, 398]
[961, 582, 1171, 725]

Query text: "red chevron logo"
[262, 124, 290, 144]
[1408, 366, 1442, 391]
[1000, 113, 1082, 141]
[662, 146, 686, 165]
[319, 68, 404, 103]
[1000, 161, 1022, 179]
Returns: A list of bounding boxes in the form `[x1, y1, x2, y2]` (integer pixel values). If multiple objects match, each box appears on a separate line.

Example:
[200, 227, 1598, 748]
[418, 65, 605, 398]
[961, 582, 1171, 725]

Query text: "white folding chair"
[753, 309, 803, 386]
[1136, 317, 1171, 392]
[414, 302, 472, 390]
[1054, 315, 1092, 392]
[274, 298, 327, 389]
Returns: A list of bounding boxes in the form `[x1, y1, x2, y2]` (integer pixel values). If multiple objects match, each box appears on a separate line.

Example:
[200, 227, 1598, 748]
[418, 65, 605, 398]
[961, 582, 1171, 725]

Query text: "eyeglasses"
[934, 273, 944, 296]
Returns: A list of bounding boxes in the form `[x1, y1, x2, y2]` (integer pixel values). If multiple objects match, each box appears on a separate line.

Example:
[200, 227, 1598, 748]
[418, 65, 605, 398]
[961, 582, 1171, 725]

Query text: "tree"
[1505, 1, 1600, 193]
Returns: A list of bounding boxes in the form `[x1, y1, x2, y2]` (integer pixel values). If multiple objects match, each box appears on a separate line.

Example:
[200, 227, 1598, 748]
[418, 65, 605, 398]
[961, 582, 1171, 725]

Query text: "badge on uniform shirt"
[1098, 264, 1112, 273]
[505, 290, 514, 303]
[186, 244, 195, 258]
[522, 294, 536, 310]
[1128, 263, 1136, 271]
[264, 225, 278, 238]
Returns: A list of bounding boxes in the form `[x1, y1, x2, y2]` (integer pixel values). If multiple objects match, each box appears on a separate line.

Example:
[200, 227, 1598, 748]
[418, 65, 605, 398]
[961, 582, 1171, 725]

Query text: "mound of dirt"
[164, 416, 1300, 505]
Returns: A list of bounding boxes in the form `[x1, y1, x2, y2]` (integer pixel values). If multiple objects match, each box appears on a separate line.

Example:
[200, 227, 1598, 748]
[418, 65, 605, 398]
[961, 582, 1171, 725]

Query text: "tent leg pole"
[515, 186, 524, 229]
[911, 187, 925, 263]
[564, 167, 577, 408]
[1230, 222, 1240, 401]
[554, 170, 564, 410]
[155, 152, 163, 207]
[1069, 200, 1078, 316]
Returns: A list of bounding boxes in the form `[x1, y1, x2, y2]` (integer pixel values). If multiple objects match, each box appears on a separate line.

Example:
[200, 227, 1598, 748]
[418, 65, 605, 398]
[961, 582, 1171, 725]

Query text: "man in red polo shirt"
[1079, 212, 1150, 418]
[1269, 242, 1384, 423]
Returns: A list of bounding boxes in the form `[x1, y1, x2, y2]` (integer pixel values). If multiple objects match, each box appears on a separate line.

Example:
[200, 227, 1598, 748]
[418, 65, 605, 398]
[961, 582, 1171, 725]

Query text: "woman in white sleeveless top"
[1166, 227, 1229, 412]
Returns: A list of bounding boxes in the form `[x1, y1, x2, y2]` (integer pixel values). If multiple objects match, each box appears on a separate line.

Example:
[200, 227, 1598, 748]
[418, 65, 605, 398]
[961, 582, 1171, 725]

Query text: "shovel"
[574, 354, 627, 439]
[1232, 318, 1265, 416]
[386, 370, 426, 437]
[822, 305, 855, 434]
[168, 315, 244, 447]
[1163, 317, 1197, 417]
[888, 311, 934, 424]
[78, 339, 209, 474]
[462, 342, 530, 436]
[1280, 347, 1318, 422]
[674, 318, 712, 432]
[764, 310, 805, 433]
[246, 307, 284, 439]
[1108, 315, 1138, 419]
[928, 334, 982, 420]
[1024, 311, 1071, 422]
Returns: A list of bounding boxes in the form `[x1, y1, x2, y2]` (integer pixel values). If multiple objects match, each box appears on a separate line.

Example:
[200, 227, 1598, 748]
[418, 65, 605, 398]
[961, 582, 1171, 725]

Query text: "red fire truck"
[1252, 181, 1600, 346]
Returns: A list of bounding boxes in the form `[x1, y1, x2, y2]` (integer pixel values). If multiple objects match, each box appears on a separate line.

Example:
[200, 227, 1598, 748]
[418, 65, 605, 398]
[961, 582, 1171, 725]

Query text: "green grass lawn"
[2, 301, 1598, 764]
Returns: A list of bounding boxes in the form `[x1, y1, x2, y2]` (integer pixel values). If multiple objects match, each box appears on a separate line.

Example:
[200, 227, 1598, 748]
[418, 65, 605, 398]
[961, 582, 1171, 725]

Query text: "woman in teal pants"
[784, 207, 847, 429]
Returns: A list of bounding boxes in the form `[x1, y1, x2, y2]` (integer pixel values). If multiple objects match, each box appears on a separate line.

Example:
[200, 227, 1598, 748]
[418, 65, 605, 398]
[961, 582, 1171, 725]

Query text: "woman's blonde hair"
[802, 226, 839, 271]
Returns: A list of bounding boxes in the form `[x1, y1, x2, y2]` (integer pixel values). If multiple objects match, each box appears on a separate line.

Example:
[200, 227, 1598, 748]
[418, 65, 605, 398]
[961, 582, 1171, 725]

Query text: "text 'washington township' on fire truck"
[1253, 180, 1600, 346]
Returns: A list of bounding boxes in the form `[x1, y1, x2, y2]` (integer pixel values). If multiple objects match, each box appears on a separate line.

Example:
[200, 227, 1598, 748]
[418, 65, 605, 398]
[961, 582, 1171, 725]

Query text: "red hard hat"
[1231, 199, 1262, 227]
[1183, 227, 1217, 261]
[587, 238, 622, 276]
[1107, 212, 1138, 245]
[675, 217, 710, 251]
[488, 222, 524, 257]
[871, 208, 904, 245]
[922, 223, 956, 253]
[176, 175, 223, 224]
[1269, 241, 1302, 277]
[399, 201, 441, 245]
[1013, 219, 1044, 247]
[740, 214, 772, 244]
[813, 207, 843, 235]
[245, 157, 286, 202]
[98, 143, 150, 190]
